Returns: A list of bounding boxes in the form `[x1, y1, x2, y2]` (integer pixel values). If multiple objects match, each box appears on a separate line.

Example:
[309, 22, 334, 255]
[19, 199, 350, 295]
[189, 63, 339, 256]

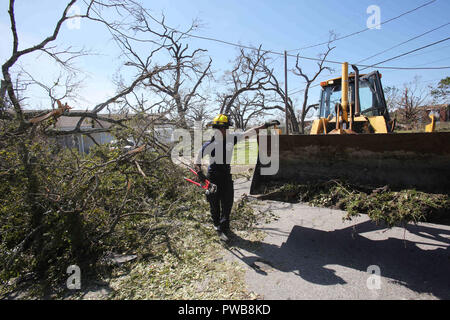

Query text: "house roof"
[417, 103, 449, 111]
[22, 109, 175, 130]
[55, 115, 93, 129]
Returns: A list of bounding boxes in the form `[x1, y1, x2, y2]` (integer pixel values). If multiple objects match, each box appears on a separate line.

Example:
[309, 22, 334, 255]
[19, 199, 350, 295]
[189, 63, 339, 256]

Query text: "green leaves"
[430, 76, 450, 103]
[268, 181, 450, 228]
[0, 131, 198, 294]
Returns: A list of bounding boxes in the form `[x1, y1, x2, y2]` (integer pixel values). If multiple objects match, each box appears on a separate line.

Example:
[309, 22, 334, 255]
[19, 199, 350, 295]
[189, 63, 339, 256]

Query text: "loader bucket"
[250, 132, 450, 195]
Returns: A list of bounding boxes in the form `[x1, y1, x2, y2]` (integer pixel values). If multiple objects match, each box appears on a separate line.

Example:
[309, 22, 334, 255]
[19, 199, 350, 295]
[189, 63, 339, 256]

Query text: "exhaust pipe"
[341, 62, 349, 124]
[352, 64, 360, 116]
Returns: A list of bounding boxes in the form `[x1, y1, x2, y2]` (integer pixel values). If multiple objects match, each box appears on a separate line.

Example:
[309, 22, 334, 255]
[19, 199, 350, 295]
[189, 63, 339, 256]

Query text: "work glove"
[206, 183, 217, 196]
[264, 120, 280, 128]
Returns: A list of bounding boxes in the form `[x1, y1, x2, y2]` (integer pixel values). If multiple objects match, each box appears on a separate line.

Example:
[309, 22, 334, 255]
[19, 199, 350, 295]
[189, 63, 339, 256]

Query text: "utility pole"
[284, 50, 289, 135]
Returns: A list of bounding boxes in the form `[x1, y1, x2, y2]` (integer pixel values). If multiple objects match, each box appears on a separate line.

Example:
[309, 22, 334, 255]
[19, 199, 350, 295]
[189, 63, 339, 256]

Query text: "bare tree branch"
[293, 32, 336, 133]
[220, 46, 272, 115]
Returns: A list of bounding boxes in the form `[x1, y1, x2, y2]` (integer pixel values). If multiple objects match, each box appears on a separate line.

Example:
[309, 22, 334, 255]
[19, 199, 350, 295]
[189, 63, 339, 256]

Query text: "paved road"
[225, 178, 450, 300]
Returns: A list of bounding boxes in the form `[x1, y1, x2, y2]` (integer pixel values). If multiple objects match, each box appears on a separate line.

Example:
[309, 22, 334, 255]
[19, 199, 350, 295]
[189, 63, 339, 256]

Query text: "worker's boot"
[214, 226, 229, 242]
[217, 231, 229, 242]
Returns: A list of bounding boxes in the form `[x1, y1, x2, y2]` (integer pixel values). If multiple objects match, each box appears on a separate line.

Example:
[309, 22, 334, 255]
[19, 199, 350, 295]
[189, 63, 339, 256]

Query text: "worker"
[194, 114, 275, 242]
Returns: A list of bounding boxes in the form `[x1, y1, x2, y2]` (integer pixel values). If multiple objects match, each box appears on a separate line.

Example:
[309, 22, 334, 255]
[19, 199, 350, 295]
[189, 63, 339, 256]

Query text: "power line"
[181, 28, 450, 70]
[133, 0, 448, 70]
[360, 36, 450, 70]
[299, 76, 443, 120]
[289, 83, 321, 96]
[396, 43, 450, 59]
[356, 22, 450, 64]
[289, 58, 449, 96]
[287, 0, 437, 52]
[289, 49, 450, 96]
[125, 2, 450, 75]
[415, 57, 450, 67]
[402, 77, 442, 84]
[286, 35, 450, 95]
[172, 30, 450, 70]
[288, 75, 444, 97]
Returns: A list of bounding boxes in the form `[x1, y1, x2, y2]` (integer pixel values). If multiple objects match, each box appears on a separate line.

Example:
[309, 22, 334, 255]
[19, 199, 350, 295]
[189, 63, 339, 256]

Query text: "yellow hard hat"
[210, 114, 232, 128]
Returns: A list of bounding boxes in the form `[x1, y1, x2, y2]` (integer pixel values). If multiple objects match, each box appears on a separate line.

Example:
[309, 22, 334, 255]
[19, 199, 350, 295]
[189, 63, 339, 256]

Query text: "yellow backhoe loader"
[250, 63, 450, 195]
[309, 63, 434, 135]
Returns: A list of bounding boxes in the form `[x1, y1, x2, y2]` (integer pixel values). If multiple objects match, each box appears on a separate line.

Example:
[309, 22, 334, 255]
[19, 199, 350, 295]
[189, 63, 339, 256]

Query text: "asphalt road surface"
[225, 178, 450, 300]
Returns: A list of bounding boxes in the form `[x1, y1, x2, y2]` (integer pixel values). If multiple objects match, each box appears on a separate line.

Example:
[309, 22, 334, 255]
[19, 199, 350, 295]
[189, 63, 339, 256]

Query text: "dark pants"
[206, 173, 234, 232]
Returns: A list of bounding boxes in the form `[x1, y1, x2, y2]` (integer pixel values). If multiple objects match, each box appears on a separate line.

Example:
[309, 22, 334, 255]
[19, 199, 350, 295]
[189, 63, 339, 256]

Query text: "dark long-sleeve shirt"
[195, 132, 245, 176]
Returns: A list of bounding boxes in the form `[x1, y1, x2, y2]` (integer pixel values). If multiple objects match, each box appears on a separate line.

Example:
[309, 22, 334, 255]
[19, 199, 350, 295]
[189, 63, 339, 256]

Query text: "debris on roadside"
[262, 181, 450, 227]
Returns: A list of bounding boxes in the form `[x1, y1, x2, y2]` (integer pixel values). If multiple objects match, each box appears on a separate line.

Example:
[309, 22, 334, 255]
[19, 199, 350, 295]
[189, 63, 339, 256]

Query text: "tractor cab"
[311, 64, 392, 134]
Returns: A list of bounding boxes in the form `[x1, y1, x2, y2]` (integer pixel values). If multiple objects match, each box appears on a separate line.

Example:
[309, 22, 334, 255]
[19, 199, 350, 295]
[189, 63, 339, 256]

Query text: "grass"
[395, 121, 450, 133]
[435, 121, 450, 132]
[198, 137, 257, 169]
[231, 138, 258, 165]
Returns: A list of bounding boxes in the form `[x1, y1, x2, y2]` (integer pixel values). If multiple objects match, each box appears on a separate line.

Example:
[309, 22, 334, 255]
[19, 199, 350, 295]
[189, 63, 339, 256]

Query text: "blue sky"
[1, 0, 449, 113]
